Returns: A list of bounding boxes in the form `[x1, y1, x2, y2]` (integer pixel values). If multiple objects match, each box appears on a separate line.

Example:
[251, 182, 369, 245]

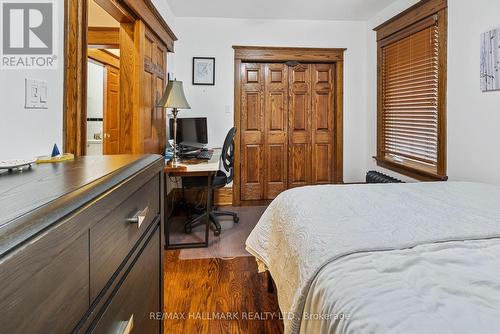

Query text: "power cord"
[166, 176, 180, 219]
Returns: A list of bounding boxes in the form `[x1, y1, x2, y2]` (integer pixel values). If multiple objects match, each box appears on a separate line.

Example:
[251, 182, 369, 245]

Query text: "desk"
[164, 149, 221, 249]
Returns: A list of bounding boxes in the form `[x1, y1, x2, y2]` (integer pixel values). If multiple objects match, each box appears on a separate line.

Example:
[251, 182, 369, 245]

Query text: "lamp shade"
[157, 80, 191, 109]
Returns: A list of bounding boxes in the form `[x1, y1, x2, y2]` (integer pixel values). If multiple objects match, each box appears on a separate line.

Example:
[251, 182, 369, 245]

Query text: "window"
[374, 0, 447, 181]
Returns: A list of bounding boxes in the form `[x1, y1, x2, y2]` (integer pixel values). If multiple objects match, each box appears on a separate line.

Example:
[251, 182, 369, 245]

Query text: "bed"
[245, 182, 500, 334]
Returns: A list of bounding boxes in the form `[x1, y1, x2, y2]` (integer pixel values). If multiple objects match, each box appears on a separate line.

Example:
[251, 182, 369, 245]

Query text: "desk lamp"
[157, 80, 191, 167]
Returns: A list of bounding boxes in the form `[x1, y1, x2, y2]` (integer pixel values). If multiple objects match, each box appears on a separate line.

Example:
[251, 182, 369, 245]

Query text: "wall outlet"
[25, 78, 48, 109]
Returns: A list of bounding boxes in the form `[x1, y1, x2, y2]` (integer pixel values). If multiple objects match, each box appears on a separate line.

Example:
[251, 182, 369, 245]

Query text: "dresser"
[0, 155, 164, 334]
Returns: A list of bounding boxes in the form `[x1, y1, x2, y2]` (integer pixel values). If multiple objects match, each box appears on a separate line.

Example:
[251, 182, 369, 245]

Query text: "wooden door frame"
[63, 0, 177, 156]
[88, 27, 120, 49]
[88, 49, 120, 69]
[232, 46, 346, 206]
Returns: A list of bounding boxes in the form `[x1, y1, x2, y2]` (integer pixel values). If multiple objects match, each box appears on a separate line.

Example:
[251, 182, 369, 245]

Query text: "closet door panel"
[288, 65, 311, 188]
[240, 63, 265, 200]
[311, 64, 335, 184]
[313, 143, 332, 183]
[290, 143, 308, 185]
[264, 64, 288, 199]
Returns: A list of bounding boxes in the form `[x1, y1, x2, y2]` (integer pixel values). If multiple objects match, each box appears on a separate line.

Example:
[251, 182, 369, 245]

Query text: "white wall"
[171, 17, 368, 182]
[447, 0, 500, 184]
[366, 0, 500, 185]
[151, 0, 177, 73]
[0, 3, 65, 160]
[87, 62, 105, 120]
[4, 0, 497, 185]
[86, 61, 104, 155]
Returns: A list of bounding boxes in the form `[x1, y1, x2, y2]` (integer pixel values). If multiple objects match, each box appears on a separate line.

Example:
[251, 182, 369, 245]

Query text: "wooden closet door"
[311, 64, 335, 184]
[264, 64, 288, 199]
[240, 63, 265, 200]
[288, 64, 312, 188]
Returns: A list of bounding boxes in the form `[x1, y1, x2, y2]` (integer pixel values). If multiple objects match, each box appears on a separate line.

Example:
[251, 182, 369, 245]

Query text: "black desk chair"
[182, 127, 239, 236]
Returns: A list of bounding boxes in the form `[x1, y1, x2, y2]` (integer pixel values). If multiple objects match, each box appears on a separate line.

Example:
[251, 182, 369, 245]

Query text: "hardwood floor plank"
[164, 251, 284, 334]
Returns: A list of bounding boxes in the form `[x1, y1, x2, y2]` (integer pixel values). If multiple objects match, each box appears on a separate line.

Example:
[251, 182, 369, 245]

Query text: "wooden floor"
[163, 250, 284, 334]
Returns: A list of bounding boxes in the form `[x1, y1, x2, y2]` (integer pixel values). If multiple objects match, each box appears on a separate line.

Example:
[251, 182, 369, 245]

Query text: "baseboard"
[171, 187, 233, 206]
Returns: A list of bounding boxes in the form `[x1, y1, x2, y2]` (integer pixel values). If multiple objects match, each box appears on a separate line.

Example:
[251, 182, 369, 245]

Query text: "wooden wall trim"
[334, 60, 344, 183]
[118, 21, 141, 154]
[94, 0, 177, 51]
[232, 46, 345, 204]
[233, 59, 242, 206]
[373, 0, 447, 41]
[120, 0, 177, 51]
[374, 157, 448, 181]
[233, 46, 346, 62]
[94, 0, 135, 23]
[88, 49, 120, 68]
[436, 8, 448, 178]
[64, 0, 87, 156]
[88, 27, 120, 48]
[144, 0, 177, 43]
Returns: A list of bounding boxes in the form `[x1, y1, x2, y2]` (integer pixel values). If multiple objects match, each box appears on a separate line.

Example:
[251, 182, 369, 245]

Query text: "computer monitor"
[169, 117, 208, 149]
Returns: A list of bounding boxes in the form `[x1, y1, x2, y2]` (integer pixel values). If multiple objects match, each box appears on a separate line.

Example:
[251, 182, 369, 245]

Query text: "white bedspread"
[301, 239, 500, 334]
[245, 182, 500, 334]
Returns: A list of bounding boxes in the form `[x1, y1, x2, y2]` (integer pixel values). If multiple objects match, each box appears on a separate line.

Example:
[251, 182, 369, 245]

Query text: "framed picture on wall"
[192, 57, 215, 85]
[480, 28, 500, 91]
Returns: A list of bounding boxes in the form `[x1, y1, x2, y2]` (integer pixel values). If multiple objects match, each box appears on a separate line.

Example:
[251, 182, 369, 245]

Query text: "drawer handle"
[118, 314, 134, 334]
[126, 206, 149, 228]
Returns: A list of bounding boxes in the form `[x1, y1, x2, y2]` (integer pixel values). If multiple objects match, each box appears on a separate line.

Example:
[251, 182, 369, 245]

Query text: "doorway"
[64, 0, 177, 156]
[86, 55, 120, 155]
[85, 0, 120, 155]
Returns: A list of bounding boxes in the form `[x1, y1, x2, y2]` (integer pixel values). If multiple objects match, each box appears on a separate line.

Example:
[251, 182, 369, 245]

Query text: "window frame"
[374, 0, 448, 181]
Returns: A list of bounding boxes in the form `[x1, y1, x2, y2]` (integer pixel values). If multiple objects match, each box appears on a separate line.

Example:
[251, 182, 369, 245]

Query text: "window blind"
[380, 24, 440, 173]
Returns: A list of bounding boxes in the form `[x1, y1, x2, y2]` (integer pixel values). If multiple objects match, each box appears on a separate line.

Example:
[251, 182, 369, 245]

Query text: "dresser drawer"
[0, 232, 89, 334]
[91, 227, 161, 334]
[90, 174, 160, 301]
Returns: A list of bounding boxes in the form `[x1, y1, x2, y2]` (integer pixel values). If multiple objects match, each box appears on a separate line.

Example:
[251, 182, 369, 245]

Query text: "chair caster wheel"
[184, 226, 192, 234]
[234, 216, 240, 223]
[214, 229, 221, 236]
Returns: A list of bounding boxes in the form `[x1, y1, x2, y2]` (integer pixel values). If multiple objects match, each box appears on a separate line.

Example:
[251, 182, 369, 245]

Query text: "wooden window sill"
[374, 156, 448, 182]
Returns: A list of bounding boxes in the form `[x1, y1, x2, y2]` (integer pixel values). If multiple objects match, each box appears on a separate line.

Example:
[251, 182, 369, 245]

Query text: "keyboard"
[196, 150, 213, 160]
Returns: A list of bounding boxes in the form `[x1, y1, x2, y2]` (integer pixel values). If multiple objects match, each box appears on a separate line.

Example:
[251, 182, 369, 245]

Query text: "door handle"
[126, 206, 149, 228]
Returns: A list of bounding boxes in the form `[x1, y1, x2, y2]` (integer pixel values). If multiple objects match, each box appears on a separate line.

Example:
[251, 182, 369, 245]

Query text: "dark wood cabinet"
[91, 227, 161, 334]
[89, 174, 160, 301]
[0, 155, 164, 334]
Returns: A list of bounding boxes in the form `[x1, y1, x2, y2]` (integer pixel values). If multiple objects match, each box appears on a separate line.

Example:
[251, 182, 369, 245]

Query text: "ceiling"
[164, 0, 399, 21]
